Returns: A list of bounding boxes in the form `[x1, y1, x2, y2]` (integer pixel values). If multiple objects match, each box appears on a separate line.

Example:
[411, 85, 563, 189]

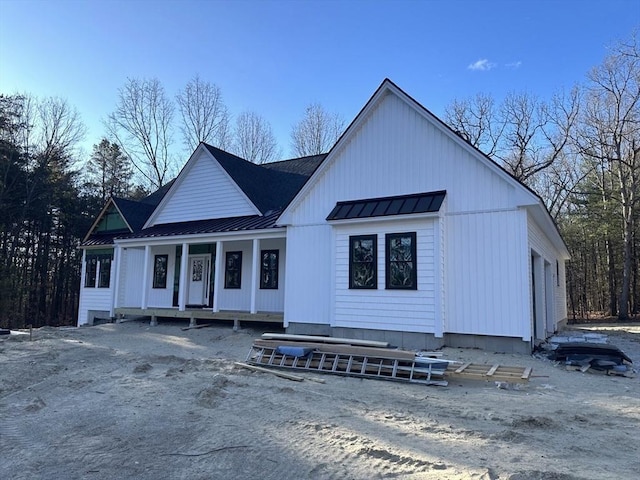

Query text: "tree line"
[0, 32, 637, 328]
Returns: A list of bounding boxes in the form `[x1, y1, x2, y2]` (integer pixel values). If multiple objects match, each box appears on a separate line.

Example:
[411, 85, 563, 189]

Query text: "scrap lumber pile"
[244, 333, 535, 387]
[246, 333, 450, 386]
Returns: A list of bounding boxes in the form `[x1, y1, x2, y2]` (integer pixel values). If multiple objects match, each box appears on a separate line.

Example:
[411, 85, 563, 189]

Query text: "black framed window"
[349, 235, 377, 289]
[98, 256, 111, 288]
[386, 232, 417, 289]
[84, 257, 97, 288]
[153, 254, 168, 289]
[260, 250, 279, 289]
[225, 251, 242, 289]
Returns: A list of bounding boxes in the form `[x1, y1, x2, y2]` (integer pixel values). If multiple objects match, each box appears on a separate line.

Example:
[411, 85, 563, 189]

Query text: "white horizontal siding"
[77, 250, 114, 325]
[284, 225, 332, 326]
[287, 92, 518, 227]
[333, 218, 438, 333]
[445, 209, 530, 338]
[152, 149, 256, 225]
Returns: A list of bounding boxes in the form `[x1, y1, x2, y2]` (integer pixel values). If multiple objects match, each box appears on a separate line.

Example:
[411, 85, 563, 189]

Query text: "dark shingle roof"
[112, 198, 157, 232]
[327, 191, 446, 221]
[203, 144, 324, 214]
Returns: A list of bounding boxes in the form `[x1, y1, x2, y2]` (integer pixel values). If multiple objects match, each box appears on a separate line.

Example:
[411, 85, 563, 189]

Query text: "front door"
[187, 255, 210, 306]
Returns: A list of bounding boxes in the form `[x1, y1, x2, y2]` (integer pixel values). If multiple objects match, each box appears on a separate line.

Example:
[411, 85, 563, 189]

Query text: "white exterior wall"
[146, 245, 177, 307]
[217, 240, 253, 311]
[284, 225, 332, 326]
[151, 149, 256, 225]
[283, 91, 536, 336]
[77, 250, 115, 326]
[445, 209, 531, 339]
[333, 217, 439, 333]
[118, 247, 145, 308]
[528, 215, 568, 331]
[254, 238, 286, 312]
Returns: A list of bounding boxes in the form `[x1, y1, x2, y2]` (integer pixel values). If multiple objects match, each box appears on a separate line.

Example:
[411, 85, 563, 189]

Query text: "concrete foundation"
[286, 322, 532, 354]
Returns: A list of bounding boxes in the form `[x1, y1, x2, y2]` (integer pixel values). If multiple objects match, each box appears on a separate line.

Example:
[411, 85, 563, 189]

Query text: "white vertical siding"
[287, 92, 518, 227]
[119, 247, 145, 308]
[445, 209, 531, 338]
[254, 238, 286, 313]
[284, 225, 332, 326]
[151, 149, 256, 225]
[528, 215, 568, 331]
[333, 218, 438, 333]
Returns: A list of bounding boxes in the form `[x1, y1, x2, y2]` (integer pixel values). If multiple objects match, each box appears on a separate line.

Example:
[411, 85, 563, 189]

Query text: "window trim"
[385, 232, 417, 290]
[349, 235, 377, 289]
[260, 249, 279, 289]
[152, 254, 169, 289]
[225, 251, 243, 289]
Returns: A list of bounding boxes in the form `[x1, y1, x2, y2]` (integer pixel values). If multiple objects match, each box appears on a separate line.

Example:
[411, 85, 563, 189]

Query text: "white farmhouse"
[78, 79, 569, 353]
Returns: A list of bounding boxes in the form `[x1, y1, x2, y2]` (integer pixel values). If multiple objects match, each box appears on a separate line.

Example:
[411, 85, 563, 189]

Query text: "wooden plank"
[486, 364, 500, 376]
[521, 367, 532, 379]
[260, 333, 389, 348]
[455, 362, 471, 374]
[234, 362, 304, 381]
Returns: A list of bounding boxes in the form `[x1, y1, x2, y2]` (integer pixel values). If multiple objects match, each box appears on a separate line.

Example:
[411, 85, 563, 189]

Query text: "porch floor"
[114, 307, 284, 325]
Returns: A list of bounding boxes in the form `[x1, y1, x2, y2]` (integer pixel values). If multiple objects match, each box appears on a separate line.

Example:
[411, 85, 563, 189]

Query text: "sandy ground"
[1, 320, 638, 480]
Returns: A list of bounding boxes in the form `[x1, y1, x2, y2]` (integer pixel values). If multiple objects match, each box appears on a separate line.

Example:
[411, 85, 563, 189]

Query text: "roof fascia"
[82, 197, 133, 243]
[113, 228, 285, 248]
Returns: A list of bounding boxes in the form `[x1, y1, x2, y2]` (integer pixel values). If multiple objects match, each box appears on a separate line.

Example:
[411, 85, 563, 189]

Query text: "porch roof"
[113, 210, 284, 241]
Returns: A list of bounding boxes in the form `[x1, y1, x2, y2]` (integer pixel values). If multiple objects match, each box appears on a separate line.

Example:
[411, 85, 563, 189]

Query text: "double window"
[84, 252, 113, 288]
[348, 232, 417, 290]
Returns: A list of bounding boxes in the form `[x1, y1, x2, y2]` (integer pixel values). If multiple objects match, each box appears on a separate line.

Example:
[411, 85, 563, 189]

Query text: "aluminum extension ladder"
[246, 345, 448, 386]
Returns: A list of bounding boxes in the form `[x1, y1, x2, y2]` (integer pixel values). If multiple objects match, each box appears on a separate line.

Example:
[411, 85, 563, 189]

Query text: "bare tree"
[37, 97, 86, 160]
[176, 75, 231, 151]
[106, 77, 174, 188]
[290, 103, 345, 156]
[233, 111, 279, 164]
[445, 93, 503, 157]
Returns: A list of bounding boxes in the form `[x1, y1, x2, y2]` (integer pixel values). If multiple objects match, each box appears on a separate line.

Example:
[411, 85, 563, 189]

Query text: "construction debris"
[244, 334, 533, 387]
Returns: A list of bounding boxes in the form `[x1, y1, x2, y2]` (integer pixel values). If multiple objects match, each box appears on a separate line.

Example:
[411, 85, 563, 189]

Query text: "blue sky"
[0, 0, 637, 160]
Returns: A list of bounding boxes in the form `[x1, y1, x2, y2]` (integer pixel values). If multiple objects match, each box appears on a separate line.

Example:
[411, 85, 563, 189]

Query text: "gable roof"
[278, 78, 569, 258]
[203, 144, 325, 214]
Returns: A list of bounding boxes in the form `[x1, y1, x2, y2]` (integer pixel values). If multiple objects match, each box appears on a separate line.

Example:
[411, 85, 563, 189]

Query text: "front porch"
[115, 307, 284, 327]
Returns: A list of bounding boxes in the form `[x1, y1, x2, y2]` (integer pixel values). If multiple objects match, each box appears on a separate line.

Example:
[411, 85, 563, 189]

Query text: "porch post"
[110, 245, 121, 316]
[178, 242, 189, 311]
[250, 239, 259, 314]
[213, 241, 223, 312]
[141, 245, 150, 310]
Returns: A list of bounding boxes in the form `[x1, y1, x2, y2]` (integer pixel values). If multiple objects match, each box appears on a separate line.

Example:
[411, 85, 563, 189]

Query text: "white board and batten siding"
[445, 209, 531, 339]
[117, 247, 145, 308]
[150, 148, 257, 226]
[146, 245, 177, 307]
[333, 218, 440, 334]
[253, 238, 286, 313]
[528, 215, 568, 326]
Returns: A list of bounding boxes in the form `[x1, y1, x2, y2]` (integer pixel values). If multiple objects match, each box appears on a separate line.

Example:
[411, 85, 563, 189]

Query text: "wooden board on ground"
[253, 339, 417, 361]
[447, 363, 532, 382]
[260, 333, 390, 348]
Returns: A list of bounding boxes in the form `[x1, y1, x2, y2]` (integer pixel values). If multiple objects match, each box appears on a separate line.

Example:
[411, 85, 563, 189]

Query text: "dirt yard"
[1, 320, 638, 480]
